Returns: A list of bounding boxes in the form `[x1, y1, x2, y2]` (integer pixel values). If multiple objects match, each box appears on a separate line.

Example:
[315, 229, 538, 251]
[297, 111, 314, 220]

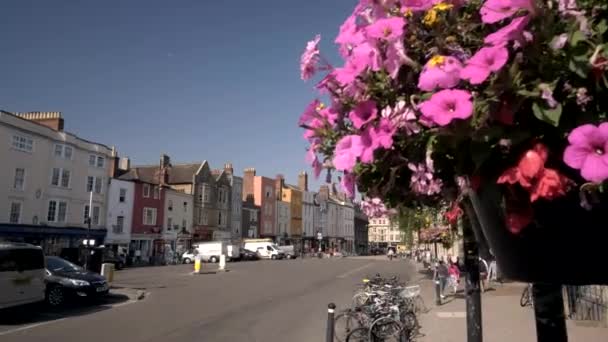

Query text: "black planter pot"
[468, 183, 608, 285]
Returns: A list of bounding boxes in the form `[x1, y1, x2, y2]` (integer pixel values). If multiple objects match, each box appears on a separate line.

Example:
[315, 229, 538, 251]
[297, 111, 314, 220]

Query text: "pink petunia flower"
[364, 17, 406, 42]
[484, 15, 530, 46]
[300, 35, 321, 81]
[417, 55, 463, 91]
[460, 45, 509, 85]
[298, 99, 321, 125]
[349, 100, 379, 129]
[408, 163, 443, 195]
[319, 106, 339, 126]
[358, 129, 377, 163]
[418, 89, 474, 126]
[400, 0, 434, 12]
[334, 42, 381, 86]
[369, 118, 397, 149]
[563, 123, 608, 183]
[312, 158, 323, 179]
[381, 100, 420, 135]
[384, 40, 408, 79]
[333, 135, 363, 172]
[480, 0, 535, 24]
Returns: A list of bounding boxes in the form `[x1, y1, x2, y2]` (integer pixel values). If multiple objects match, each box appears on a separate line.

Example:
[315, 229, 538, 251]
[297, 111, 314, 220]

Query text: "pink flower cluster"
[360, 197, 396, 218]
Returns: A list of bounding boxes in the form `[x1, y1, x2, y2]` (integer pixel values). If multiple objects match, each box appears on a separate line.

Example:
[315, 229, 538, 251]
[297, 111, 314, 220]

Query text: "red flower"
[445, 202, 463, 225]
[505, 202, 533, 234]
[497, 143, 570, 202]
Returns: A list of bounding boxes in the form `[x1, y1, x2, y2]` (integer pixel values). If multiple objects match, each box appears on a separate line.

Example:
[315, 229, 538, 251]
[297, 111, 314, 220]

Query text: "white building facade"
[276, 200, 290, 243]
[0, 111, 115, 255]
[368, 216, 402, 246]
[105, 179, 134, 248]
[302, 190, 315, 240]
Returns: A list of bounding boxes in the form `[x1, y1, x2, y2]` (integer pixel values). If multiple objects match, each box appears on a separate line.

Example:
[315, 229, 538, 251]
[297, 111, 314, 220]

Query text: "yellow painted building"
[282, 185, 302, 237]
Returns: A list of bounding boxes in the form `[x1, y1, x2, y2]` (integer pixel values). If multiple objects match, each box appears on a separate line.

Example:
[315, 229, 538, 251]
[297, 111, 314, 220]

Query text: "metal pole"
[532, 283, 568, 342]
[462, 200, 483, 342]
[326, 303, 336, 342]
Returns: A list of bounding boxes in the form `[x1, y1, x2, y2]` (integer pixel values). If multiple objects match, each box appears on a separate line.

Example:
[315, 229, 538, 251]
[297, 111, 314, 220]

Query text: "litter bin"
[101, 263, 115, 283]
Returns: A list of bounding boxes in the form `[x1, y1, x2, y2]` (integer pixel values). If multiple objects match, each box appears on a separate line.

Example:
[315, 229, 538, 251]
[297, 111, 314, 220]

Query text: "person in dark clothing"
[434, 260, 450, 299]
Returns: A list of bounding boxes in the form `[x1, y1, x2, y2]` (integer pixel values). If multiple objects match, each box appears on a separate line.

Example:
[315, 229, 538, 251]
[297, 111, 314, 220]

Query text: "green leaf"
[516, 89, 539, 97]
[568, 60, 588, 78]
[597, 19, 608, 35]
[532, 102, 562, 127]
[570, 30, 586, 47]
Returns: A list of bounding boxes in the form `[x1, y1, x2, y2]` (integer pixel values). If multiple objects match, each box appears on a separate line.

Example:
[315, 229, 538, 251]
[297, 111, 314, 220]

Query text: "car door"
[256, 247, 267, 258]
[14, 248, 45, 303]
[0, 249, 19, 308]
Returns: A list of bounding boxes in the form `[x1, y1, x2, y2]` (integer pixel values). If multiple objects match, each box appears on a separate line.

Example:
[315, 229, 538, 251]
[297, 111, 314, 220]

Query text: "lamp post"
[83, 191, 93, 270]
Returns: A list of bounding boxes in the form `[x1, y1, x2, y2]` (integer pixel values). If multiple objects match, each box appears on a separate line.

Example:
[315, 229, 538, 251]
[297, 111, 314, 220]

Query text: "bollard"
[435, 279, 442, 305]
[326, 303, 336, 342]
[194, 255, 201, 274]
[219, 254, 226, 272]
[101, 263, 114, 283]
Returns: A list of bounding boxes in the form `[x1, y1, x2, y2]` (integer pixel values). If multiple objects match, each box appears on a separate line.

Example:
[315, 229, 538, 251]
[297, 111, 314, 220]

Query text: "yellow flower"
[433, 2, 454, 11]
[428, 55, 446, 67]
[423, 9, 438, 26]
[316, 103, 326, 111]
[402, 8, 413, 17]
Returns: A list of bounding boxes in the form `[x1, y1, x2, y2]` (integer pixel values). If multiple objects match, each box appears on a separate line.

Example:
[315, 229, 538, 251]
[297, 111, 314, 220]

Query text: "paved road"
[0, 256, 415, 342]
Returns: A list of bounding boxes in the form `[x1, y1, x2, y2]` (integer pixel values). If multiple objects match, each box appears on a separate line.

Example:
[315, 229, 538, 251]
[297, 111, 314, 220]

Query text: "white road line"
[0, 318, 66, 336]
[337, 263, 374, 279]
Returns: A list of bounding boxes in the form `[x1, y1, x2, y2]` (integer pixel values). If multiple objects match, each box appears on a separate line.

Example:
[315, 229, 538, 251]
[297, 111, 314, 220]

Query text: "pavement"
[412, 263, 608, 342]
[1, 257, 605, 341]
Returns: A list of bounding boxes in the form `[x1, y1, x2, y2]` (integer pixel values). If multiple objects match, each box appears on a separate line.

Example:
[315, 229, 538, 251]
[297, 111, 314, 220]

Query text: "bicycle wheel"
[370, 317, 402, 342]
[401, 312, 419, 341]
[352, 293, 368, 307]
[520, 286, 530, 307]
[345, 327, 370, 342]
[414, 295, 429, 314]
[335, 311, 362, 342]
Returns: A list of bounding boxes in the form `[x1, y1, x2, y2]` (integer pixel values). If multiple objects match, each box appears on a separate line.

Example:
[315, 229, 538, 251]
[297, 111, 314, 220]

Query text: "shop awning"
[0, 224, 107, 239]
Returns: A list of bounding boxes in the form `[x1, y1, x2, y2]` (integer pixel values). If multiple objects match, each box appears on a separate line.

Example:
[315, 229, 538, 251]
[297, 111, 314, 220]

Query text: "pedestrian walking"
[434, 260, 450, 299]
[387, 248, 395, 261]
[448, 261, 461, 295]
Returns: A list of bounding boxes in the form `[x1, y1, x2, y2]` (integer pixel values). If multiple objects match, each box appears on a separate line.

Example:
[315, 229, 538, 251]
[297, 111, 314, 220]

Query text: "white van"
[0, 242, 46, 309]
[192, 241, 227, 263]
[243, 240, 285, 260]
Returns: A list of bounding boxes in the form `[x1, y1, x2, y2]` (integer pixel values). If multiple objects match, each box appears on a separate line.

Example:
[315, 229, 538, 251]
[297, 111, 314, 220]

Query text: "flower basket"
[469, 181, 608, 285]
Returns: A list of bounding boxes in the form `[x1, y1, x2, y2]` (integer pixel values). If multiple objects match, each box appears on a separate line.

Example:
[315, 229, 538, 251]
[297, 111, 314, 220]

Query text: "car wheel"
[183, 258, 192, 264]
[115, 262, 123, 270]
[286, 255, 293, 260]
[271, 255, 277, 260]
[46, 286, 65, 307]
[210, 256, 218, 263]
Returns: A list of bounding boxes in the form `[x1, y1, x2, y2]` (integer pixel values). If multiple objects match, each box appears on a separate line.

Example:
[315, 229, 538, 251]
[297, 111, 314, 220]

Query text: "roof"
[117, 167, 159, 184]
[126, 163, 201, 184]
[167, 163, 201, 183]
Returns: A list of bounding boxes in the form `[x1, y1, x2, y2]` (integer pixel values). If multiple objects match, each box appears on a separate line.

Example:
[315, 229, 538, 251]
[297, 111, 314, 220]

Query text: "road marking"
[436, 311, 466, 318]
[337, 263, 374, 279]
[0, 318, 66, 336]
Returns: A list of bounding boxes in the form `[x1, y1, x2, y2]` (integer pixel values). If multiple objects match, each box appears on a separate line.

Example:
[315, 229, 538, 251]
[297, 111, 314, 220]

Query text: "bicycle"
[520, 283, 534, 307]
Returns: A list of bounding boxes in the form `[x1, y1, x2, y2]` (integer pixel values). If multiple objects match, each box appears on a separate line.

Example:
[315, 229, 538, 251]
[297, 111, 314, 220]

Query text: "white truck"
[242, 239, 285, 260]
[191, 241, 227, 263]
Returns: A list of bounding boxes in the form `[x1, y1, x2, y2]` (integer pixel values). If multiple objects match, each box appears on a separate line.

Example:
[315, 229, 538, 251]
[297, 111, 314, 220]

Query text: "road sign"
[317, 232, 323, 240]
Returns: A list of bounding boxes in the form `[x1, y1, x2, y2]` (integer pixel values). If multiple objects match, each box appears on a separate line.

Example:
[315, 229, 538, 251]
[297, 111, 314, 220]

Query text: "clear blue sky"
[0, 0, 355, 189]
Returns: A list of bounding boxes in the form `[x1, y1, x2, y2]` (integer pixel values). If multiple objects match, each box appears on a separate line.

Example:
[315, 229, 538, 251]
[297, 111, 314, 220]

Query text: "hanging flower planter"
[297, 0, 608, 285]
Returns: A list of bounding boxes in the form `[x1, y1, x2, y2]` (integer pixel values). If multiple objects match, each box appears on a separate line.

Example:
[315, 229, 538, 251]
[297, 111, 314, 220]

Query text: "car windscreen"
[46, 256, 82, 272]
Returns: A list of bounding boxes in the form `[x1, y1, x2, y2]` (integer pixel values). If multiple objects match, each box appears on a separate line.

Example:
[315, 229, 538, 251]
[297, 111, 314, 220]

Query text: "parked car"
[0, 242, 46, 310]
[44, 256, 109, 307]
[181, 250, 197, 264]
[239, 248, 259, 261]
[192, 241, 228, 263]
[277, 245, 297, 259]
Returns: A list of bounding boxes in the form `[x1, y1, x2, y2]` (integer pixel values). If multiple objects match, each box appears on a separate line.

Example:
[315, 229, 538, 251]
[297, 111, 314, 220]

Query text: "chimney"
[15, 112, 64, 131]
[243, 167, 256, 201]
[160, 154, 171, 169]
[119, 157, 131, 171]
[319, 185, 329, 201]
[224, 163, 234, 175]
[298, 171, 308, 191]
[160, 154, 171, 185]
[275, 174, 285, 200]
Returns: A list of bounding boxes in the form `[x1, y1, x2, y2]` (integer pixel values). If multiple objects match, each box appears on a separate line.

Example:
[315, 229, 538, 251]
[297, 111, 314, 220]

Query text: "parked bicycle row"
[333, 274, 427, 342]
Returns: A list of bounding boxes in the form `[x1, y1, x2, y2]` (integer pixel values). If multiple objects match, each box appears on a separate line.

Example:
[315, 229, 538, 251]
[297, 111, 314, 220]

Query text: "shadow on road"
[0, 292, 130, 326]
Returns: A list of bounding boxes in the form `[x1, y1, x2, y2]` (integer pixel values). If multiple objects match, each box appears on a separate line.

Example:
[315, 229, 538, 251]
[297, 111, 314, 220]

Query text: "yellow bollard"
[194, 255, 201, 274]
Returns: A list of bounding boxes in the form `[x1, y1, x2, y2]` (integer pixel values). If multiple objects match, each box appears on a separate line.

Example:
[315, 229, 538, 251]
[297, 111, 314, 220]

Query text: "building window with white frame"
[143, 207, 157, 226]
[83, 205, 90, 224]
[89, 155, 96, 166]
[9, 202, 22, 223]
[119, 188, 127, 202]
[115, 216, 124, 233]
[92, 206, 100, 225]
[202, 184, 210, 203]
[51, 168, 70, 188]
[47, 200, 67, 223]
[153, 186, 160, 199]
[12, 134, 33, 152]
[86, 176, 95, 192]
[54, 144, 73, 159]
[143, 184, 150, 198]
[167, 217, 172, 230]
[13, 168, 25, 190]
[96, 156, 105, 168]
[94, 176, 102, 194]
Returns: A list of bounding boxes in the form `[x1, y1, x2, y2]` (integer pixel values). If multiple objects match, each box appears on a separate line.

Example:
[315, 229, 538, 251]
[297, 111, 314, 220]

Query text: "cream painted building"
[0, 111, 115, 255]
[105, 178, 135, 248]
[368, 216, 403, 246]
[163, 188, 193, 255]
